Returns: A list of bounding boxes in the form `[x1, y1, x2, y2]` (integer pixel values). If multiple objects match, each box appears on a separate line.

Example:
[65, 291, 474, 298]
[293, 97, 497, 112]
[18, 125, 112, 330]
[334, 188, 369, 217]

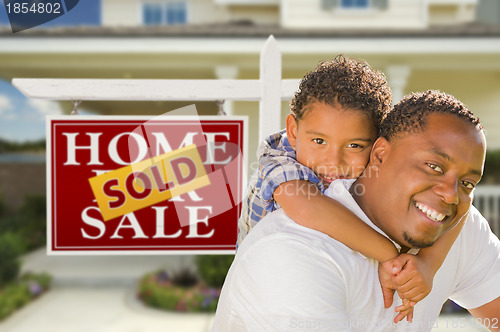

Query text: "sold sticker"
[89, 144, 210, 221]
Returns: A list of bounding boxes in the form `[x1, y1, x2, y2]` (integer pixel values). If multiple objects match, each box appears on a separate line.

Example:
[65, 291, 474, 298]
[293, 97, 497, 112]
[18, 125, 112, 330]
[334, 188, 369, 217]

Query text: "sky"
[0, 0, 100, 142]
[0, 79, 64, 142]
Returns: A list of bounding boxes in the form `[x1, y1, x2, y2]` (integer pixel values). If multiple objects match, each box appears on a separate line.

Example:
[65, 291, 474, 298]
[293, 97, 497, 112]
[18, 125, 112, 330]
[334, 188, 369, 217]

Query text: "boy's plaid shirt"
[237, 129, 325, 245]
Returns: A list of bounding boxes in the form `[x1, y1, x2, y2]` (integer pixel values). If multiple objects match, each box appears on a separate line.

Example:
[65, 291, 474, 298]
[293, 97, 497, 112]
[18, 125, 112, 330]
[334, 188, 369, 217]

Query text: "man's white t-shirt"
[211, 180, 500, 331]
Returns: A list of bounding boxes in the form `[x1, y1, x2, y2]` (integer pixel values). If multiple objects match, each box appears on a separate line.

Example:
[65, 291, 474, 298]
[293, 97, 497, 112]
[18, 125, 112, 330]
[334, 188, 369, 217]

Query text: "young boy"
[238, 55, 465, 323]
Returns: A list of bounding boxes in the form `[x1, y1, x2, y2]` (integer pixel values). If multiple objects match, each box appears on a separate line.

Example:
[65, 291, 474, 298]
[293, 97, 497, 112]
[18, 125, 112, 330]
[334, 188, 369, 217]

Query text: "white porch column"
[259, 36, 282, 142]
[214, 65, 239, 115]
[386, 65, 411, 104]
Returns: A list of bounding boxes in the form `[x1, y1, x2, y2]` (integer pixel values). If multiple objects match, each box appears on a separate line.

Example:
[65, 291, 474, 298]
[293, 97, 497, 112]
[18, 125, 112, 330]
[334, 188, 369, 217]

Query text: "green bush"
[0, 272, 51, 321]
[0, 195, 5, 218]
[16, 195, 46, 251]
[195, 255, 234, 288]
[20, 272, 52, 292]
[0, 232, 27, 286]
[0, 283, 31, 320]
[0, 195, 46, 252]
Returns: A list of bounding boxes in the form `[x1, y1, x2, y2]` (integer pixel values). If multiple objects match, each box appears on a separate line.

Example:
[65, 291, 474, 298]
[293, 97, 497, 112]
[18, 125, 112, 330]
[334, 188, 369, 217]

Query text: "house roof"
[1, 22, 500, 38]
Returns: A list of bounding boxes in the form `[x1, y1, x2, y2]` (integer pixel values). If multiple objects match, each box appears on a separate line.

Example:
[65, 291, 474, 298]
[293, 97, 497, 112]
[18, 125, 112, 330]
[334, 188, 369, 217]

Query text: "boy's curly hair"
[290, 55, 392, 128]
[380, 90, 482, 141]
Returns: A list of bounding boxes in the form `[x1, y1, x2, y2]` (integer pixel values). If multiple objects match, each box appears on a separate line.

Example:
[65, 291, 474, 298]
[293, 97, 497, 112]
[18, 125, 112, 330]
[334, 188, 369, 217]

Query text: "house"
[1, 0, 499, 156]
[0, 0, 499, 230]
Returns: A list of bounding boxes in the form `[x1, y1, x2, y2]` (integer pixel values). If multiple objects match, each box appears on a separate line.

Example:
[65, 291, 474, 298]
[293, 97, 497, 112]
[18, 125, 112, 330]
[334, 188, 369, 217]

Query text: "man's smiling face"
[357, 113, 486, 250]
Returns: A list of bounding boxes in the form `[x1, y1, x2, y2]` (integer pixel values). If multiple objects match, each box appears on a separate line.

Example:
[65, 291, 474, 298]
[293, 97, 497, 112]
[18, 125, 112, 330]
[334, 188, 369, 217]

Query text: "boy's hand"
[378, 261, 414, 323]
[394, 299, 414, 323]
[390, 253, 433, 303]
[378, 261, 397, 308]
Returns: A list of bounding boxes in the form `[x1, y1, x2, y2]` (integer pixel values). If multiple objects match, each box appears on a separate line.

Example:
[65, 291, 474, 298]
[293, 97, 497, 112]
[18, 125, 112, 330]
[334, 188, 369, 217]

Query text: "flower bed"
[137, 270, 221, 312]
[0, 272, 51, 320]
[137, 255, 234, 313]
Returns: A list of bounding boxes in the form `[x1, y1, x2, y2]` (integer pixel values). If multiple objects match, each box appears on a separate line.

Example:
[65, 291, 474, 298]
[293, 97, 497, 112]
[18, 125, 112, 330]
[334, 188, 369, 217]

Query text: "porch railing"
[473, 185, 500, 236]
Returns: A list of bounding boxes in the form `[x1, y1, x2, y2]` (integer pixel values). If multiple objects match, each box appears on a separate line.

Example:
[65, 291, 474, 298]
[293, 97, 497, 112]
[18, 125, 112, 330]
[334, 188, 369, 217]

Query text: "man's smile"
[413, 201, 449, 224]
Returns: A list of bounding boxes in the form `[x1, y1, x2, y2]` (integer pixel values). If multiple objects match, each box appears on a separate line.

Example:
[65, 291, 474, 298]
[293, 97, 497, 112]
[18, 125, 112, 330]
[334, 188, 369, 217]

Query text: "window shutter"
[321, 0, 339, 10]
[373, 0, 388, 10]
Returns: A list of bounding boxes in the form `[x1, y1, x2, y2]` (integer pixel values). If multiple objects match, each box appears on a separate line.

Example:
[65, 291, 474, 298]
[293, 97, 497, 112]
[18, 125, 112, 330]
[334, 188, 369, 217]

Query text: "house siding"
[428, 4, 476, 25]
[102, 0, 140, 26]
[281, 0, 426, 30]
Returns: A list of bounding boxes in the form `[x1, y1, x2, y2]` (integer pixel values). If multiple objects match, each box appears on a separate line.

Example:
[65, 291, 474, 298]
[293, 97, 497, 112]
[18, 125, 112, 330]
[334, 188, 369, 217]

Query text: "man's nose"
[433, 177, 459, 205]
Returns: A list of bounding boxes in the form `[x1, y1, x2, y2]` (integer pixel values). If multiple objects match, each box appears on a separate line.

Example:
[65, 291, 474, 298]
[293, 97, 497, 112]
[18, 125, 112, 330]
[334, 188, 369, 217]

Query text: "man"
[211, 90, 500, 331]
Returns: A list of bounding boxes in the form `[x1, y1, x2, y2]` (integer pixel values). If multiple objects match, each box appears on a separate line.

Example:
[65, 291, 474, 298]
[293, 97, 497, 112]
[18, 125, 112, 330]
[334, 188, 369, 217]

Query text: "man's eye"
[427, 163, 443, 173]
[312, 138, 326, 145]
[462, 181, 475, 190]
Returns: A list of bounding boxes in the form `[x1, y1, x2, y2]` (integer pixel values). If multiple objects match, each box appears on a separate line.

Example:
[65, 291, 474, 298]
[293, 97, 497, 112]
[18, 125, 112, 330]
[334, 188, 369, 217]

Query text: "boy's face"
[287, 102, 377, 188]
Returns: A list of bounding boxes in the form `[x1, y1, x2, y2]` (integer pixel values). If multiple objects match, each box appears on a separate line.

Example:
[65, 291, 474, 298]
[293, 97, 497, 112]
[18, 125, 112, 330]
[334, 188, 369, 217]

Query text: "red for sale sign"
[47, 115, 247, 254]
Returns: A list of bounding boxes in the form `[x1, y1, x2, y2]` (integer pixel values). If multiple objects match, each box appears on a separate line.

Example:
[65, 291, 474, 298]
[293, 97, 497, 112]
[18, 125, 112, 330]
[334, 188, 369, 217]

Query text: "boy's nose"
[325, 148, 346, 167]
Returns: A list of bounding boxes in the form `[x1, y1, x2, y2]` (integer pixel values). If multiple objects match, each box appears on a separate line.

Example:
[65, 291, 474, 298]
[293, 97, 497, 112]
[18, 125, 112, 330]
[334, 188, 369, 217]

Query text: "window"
[143, 3, 163, 25]
[143, 2, 187, 26]
[321, 0, 387, 11]
[166, 3, 187, 24]
[340, 0, 369, 9]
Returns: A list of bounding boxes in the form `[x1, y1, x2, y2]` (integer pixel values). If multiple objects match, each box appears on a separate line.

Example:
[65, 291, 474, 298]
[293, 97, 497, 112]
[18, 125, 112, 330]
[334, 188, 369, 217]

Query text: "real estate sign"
[47, 116, 247, 254]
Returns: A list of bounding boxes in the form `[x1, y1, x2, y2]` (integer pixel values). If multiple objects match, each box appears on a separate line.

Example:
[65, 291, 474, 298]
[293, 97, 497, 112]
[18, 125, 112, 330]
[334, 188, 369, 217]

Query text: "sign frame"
[46, 115, 248, 255]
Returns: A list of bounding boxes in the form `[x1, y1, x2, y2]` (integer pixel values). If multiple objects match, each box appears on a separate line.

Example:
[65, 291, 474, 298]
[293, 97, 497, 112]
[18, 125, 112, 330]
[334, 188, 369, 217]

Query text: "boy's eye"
[347, 143, 363, 149]
[312, 138, 326, 145]
[427, 163, 443, 173]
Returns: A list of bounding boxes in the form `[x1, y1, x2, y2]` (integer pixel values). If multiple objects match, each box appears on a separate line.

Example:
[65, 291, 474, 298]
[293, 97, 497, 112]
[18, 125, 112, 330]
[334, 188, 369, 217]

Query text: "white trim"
[280, 0, 286, 27]
[334, 9, 378, 16]
[423, 0, 429, 26]
[136, 0, 142, 26]
[2, 37, 500, 55]
[12, 78, 300, 101]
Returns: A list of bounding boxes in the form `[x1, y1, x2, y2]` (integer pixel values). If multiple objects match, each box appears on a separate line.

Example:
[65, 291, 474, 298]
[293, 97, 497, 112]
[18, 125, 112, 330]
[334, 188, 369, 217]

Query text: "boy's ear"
[286, 114, 298, 147]
[370, 137, 390, 166]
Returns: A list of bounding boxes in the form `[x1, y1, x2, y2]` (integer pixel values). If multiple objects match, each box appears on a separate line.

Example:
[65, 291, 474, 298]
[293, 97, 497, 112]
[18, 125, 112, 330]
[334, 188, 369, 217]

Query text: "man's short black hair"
[379, 90, 482, 141]
[290, 55, 392, 129]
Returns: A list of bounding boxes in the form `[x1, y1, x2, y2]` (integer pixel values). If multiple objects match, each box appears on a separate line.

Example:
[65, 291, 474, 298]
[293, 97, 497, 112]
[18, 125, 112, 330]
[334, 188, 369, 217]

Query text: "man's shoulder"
[243, 209, 329, 247]
[238, 209, 365, 268]
[462, 205, 497, 237]
[444, 205, 499, 267]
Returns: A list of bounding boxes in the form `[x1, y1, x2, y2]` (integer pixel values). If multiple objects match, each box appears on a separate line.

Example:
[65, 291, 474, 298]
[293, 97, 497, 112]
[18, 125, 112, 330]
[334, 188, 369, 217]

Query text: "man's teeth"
[415, 202, 446, 222]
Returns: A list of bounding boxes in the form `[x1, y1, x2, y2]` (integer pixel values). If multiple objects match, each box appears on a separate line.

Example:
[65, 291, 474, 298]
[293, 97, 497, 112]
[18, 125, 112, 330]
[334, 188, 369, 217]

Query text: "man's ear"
[286, 114, 298, 147]
[370, 137, 390, 166]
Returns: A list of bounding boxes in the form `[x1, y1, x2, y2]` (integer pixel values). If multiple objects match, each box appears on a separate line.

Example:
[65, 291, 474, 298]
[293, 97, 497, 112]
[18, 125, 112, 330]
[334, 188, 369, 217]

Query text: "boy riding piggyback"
[238, 56, 465, 322]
